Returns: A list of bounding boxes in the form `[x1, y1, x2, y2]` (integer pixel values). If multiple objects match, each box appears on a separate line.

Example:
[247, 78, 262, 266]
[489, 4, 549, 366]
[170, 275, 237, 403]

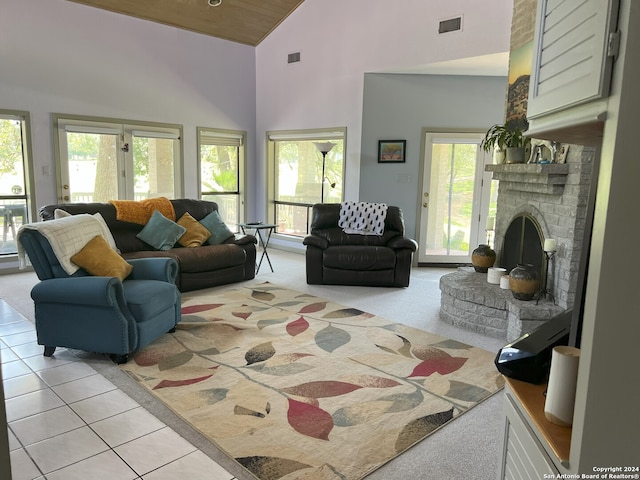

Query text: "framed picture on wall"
[378, 140, 406, 163]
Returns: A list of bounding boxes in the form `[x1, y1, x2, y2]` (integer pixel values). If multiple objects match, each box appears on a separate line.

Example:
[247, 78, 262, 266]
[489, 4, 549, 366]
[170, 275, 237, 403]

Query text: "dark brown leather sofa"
[39, 199, 256, 292]
[303, 203, 418, 287]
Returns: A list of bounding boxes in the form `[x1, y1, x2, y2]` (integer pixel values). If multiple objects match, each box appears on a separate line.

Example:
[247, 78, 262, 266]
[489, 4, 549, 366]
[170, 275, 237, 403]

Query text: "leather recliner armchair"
[303, 203, 418, 287]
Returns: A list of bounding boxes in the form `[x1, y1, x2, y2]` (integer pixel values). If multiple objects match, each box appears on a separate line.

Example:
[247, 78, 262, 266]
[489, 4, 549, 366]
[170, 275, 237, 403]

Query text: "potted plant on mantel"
[481, 121, 531, 164]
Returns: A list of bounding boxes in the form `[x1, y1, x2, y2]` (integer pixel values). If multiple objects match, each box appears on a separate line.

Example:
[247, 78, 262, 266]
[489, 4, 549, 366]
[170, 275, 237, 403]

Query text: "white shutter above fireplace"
[529, 0, 619, 117]
[526, 0, 619, 144]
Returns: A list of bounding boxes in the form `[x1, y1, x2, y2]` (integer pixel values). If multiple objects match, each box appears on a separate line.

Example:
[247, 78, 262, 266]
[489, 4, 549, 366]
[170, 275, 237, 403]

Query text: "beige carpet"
[121, 282, 504, 480]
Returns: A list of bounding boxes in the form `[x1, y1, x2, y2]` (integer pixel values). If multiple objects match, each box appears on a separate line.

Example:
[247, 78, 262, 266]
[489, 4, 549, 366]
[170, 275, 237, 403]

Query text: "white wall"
[255, 0, 513, 217]
[0, 0, 256, 211]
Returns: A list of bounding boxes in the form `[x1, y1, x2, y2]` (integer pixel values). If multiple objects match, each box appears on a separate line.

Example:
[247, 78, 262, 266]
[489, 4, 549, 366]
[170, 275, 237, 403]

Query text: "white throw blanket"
[338, 201, 388, 236]
[17, 214, 113, 275]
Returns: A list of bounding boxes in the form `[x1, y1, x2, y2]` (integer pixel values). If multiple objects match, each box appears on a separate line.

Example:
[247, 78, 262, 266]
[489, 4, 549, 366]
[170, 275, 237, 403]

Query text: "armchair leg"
[110, 353, 129, 364]
[168, 327, 176, 333]
[43, 346, 56, 357]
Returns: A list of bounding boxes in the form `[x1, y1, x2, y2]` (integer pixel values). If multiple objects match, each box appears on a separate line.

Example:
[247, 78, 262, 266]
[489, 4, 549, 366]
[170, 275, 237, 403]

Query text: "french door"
[418, 131, 496, 264]
[55, 116, 182, 203]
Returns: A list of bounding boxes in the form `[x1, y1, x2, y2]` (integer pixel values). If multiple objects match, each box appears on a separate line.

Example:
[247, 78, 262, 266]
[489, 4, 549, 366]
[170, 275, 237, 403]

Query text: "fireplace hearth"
[439, 144, 596, 341]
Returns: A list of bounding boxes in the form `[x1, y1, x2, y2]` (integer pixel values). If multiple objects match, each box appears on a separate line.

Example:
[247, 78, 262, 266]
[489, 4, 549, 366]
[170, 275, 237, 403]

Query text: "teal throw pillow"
[136, 210, 186, 251]
[200, 210, 234, 245]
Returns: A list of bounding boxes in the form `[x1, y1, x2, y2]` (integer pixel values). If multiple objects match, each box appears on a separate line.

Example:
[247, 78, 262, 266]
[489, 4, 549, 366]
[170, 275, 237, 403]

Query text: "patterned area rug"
[121, 282, 504, 480]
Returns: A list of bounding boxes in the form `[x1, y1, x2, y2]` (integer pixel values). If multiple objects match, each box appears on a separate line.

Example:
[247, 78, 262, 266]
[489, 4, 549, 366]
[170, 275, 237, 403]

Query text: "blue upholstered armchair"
[18, 226, 181, 364]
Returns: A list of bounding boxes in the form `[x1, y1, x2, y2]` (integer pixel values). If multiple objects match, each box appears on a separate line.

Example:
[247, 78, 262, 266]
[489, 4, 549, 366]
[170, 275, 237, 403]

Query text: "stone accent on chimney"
[489, 145, 595, 310]
[439, 144, 595, 341]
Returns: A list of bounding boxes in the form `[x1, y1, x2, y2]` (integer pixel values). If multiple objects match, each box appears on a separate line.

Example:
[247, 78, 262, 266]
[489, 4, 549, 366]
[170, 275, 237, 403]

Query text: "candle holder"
[485, 228, 494, 249]
[537, 250, 556, 304]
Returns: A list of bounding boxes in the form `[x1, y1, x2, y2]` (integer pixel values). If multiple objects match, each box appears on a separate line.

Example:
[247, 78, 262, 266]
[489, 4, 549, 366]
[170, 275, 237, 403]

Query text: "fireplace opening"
[501, 214, 545, 281]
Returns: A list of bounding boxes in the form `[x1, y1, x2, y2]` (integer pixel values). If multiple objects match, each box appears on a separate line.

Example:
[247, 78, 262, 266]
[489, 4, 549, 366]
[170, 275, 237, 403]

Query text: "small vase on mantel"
[509, 264, 540, 301]
[471, 244, 496, 273]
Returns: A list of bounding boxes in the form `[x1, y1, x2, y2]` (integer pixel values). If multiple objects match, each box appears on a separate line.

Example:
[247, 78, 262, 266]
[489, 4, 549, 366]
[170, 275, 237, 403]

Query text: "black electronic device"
[495, 310, 572, 384]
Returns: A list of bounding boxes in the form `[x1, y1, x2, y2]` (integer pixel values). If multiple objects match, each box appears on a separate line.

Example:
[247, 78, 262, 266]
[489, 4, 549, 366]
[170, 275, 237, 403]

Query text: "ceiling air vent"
[288, 52, 301, 64]
[439, 16, 462, 34]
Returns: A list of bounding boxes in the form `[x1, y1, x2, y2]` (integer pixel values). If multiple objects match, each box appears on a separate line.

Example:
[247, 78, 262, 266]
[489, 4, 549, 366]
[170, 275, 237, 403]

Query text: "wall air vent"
[439, 16, 462, 34]
[288, 52, 301, 64]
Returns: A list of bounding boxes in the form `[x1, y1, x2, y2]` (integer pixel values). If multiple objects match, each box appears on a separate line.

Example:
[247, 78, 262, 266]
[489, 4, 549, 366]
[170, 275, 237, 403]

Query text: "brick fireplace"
[439, 144, 596, 341]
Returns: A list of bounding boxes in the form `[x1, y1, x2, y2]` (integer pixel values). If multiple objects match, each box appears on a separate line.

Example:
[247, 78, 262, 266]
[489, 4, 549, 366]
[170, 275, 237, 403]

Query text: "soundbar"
[495, 310, 572, 384]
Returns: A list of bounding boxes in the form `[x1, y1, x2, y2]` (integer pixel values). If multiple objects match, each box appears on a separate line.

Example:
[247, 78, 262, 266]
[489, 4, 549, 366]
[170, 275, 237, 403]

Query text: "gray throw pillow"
[136, 210, 186, 251]
[200, 210, 234, 245]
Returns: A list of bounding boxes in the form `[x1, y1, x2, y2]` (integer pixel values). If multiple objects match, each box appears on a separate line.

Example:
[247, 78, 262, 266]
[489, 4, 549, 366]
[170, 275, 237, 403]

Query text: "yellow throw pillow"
[177, 212, 211, 247]
[71, 235, 133, 281]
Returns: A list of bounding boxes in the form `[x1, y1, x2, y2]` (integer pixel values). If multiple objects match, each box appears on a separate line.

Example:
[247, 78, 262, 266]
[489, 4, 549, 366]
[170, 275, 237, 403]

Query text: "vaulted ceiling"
[65, 0, 305, 46]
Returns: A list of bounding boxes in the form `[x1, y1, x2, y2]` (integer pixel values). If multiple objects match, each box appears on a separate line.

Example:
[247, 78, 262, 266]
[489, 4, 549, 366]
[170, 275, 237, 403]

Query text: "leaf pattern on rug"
[394, 407, 455, 453]
[444, 380, 492, 403]
[266, 353, 315, 365]
[333, 389, 425, 427]
[153, 373, 215, 390]
[257, 317, 289, 330]
[181, 303, 223, 314]
[245, 341, 276, 365]
[273, 301, 305, 308]
[157, 351, 194, 371]
[248, 362, 315, 376]
[396, 335, 413, 358]
[342, 374, 402, 388]
[180, 314, 210, 322]
[432, 339, 473, 350]
[121, 282, 503, 480]
[315, 324, 351, 353]
[409, 356, 468, 377]
[323, 308, 366, 319]
[332, 400, 395, 427]
[194, 347, 221, 356]
[237, 456, 313, 480]
[282, 381, 363, 398]
[235, 404, 270, 418]
[298, 302, 328, 314]
[232, 304, 267, 320]
[378, 389, 425, 413]
[198, 387, 228, 404]
[411, 345, 450, 361]
[286, 316, 309, 336]
[252, 289, 275, 302]
[287, 399, 334, 440]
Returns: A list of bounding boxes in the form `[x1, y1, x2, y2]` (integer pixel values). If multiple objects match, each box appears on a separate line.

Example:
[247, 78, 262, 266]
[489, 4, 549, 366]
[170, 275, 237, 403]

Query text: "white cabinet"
[526, 0, 620, 144]
[497, 378, 571, 480]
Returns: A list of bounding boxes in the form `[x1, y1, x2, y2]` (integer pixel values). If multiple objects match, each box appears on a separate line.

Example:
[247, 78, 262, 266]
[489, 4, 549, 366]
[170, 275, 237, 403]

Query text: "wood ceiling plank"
[65, 0, 305, 46]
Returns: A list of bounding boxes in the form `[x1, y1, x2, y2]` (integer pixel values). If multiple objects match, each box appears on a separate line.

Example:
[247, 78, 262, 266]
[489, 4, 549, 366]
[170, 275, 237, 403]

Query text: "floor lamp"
[313, 142, 335, 203]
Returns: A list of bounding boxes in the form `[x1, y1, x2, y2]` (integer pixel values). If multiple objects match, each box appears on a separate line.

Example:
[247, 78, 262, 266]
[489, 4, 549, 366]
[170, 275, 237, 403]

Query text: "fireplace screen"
[501, 214, 545, 279]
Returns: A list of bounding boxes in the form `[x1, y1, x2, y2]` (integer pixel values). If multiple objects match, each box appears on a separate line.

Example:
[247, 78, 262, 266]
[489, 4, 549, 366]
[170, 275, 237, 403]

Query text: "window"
[268, 128, 345, 238]
[54, 115, 183, 203]
[198, 128, 245, 231]
[0, 110, 33, 257]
